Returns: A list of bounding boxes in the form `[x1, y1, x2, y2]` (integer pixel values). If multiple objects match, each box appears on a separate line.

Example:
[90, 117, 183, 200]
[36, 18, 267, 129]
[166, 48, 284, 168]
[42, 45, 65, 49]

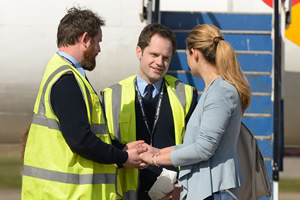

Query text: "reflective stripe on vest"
[23, 165, 116, 185]
[110, 82, 123, 140]
[170, 79, 187, 109]
[31, 114, 107, 134]
[37, 65, 70, 116]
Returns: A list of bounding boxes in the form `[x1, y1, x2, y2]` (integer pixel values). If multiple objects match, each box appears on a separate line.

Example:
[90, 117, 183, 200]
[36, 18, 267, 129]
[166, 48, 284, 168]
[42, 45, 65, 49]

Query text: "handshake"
[123, 141, 181, 200]
[122, 140, 160, 169]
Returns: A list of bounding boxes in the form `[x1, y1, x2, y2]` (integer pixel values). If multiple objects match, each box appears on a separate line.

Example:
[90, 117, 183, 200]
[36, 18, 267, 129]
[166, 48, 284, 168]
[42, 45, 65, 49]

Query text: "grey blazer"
[170, 77, 243, 200]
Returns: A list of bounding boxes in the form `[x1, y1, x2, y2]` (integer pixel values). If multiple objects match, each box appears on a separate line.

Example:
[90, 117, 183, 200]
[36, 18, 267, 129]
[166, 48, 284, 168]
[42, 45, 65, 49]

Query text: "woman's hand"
[142, 143, 160, 154]
[139, 151, 154, 165]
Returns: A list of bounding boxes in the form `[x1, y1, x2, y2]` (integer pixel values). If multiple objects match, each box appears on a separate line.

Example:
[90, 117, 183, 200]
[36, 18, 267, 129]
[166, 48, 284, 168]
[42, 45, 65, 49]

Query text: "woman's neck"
[203, 73, 220, 91]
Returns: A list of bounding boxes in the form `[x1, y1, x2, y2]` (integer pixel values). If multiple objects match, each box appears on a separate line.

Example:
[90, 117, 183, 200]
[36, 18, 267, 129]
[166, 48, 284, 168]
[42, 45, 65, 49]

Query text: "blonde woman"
[140, 24, 251, 200]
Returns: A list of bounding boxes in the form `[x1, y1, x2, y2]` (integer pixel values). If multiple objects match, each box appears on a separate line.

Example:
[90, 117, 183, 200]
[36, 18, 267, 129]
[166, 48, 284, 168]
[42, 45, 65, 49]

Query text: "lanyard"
[135, 79, 164, 146]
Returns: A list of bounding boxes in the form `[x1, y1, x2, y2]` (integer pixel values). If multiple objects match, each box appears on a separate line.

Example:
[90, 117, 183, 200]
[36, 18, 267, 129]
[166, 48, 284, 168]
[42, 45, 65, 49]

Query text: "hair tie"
[213, 36, 224, 45]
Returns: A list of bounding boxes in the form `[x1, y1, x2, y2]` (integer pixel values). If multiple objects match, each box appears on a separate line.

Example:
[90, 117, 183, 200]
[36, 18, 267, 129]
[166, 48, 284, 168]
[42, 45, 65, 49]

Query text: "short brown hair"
[137, 23, 177, 56]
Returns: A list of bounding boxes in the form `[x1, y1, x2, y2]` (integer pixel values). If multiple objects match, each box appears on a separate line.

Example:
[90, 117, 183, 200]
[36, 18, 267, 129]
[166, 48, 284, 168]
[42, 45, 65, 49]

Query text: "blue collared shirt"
[136, 75, 163, 98]
[57, 51, 85, 77]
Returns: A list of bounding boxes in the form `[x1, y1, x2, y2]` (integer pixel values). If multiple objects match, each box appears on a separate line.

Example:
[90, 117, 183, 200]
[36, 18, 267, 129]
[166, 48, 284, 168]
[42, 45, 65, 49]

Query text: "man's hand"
[123, 145, 147, 168]
[138, 162, 148, 169]
[160, 184, 181, 200]
[123, 140, 145, 151]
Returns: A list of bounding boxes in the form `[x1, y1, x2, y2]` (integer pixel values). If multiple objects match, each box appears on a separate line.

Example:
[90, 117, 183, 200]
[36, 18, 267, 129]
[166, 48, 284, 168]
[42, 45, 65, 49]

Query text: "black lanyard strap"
[135, 78, 164, 146]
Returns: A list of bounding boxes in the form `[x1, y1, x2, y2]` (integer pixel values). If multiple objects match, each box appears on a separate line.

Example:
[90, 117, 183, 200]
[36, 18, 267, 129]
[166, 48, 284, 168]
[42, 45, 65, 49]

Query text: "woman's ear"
[191, 48, 199, 62]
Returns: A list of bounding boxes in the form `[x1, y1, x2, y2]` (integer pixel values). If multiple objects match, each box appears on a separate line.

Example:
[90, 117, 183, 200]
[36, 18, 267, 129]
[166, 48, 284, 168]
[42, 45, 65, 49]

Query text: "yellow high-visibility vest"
[103, 75, 195, 200]
[22, 53, 120, 200]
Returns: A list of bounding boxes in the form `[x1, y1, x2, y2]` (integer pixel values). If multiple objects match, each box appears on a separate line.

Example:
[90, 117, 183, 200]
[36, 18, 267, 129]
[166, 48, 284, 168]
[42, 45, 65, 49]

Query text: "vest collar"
[57, 51, 85, 77]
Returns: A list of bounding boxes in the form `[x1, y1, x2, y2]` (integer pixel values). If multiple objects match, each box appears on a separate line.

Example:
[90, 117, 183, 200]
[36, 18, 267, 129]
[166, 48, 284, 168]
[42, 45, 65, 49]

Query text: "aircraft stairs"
[162, 12, 274, 200]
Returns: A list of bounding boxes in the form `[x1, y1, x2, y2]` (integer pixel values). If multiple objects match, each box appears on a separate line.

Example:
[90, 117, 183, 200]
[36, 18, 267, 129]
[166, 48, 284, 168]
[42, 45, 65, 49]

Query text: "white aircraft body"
[0, 0, 299, 148]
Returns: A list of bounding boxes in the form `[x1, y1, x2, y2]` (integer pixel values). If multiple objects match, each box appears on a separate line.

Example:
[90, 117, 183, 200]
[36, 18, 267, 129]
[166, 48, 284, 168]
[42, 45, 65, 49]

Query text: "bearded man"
[21, 7, 146, 200]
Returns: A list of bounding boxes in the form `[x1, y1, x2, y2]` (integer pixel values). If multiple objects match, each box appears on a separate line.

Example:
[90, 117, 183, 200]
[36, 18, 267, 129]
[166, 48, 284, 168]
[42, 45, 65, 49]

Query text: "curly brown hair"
[57, 6, 105, 48]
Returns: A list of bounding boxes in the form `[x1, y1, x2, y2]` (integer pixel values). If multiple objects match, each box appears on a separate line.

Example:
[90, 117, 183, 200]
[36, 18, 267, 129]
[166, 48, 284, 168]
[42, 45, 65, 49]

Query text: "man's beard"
[81, 44, 97, 71]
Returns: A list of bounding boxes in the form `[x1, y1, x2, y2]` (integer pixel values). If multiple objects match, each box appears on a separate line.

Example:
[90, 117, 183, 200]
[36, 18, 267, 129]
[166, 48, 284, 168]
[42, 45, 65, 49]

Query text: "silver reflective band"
[32, 114, 107, 135]
[23, 165, 116, 185]
[173, 80, 186, 109]
[32, 114, 60, 131]
[122, 190, 137, 200]
[110, 83, 122, 140]
[90, 124, 108, 135]
[82, 81, 93, 118]
[38, 65, 71, 116]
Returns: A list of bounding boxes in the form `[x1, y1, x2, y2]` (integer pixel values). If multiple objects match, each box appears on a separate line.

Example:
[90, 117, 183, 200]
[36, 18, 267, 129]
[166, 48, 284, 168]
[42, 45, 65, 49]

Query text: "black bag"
[238, 122, 272, 200]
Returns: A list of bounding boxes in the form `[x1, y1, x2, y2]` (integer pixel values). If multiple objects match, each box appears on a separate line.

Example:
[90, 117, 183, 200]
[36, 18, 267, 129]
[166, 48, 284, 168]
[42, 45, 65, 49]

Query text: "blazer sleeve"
[171, 85, 238, 167]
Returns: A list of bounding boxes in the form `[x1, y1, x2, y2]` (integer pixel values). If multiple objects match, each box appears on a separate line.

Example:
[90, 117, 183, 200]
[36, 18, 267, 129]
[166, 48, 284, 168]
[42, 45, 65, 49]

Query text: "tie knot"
[144, 84, 154, 100]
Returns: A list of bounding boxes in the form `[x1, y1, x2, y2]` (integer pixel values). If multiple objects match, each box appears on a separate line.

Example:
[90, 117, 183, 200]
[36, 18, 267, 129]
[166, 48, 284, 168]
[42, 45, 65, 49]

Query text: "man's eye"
[164, 57, 170, 62]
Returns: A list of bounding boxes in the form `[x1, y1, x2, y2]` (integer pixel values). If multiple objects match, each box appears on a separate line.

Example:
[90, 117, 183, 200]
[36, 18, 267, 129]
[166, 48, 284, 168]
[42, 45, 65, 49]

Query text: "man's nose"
[155, 56, 163, 66]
